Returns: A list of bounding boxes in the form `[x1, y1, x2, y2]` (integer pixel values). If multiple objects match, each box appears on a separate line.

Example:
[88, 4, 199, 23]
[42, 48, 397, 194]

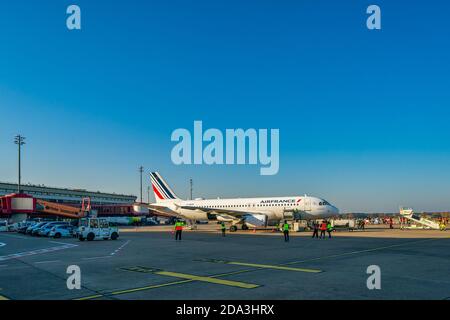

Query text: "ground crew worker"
[359, 219, 366, 230]
[174, 219, 184, 241]
[221, 222, 226, 237]
[312, 221, 319, 238]
[319, 220, 327, 239]
[283, 220, 290, 242]
[327, 221, 333, 238]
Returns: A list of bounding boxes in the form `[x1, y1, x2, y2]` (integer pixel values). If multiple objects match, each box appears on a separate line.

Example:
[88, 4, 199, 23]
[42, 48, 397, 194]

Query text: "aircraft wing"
[133, 203, 180, 218]
[177, 205, 267, 219]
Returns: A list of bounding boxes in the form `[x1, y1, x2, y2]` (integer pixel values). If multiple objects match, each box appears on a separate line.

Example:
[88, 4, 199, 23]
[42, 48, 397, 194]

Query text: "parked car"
[17, 222, 35, 234]
[0, 221, 8, 232]
[26, 222, 47, 235]
[142, 218, 159, 226]
[32, 222, 57, 236]
[17, 225, 28, 234]
[38, 222, 70, 237]
[49, 225, 75, 238]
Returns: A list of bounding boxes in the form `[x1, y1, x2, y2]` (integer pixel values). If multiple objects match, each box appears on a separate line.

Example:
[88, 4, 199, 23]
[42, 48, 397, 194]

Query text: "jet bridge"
[399, 207, 440, 230]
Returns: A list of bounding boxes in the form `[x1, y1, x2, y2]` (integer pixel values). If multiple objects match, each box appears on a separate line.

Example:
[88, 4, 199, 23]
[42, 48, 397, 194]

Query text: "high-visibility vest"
[283, 223, 289, 231]
[175, 222, 183, 231]
[320, 223, 327, 231]
[221, 224, 226, 230]
[327, 223, 332, 231]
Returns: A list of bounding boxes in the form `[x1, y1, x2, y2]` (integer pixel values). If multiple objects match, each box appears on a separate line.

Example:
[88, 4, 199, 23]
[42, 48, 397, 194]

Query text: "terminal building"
[0, 182, 136, 205]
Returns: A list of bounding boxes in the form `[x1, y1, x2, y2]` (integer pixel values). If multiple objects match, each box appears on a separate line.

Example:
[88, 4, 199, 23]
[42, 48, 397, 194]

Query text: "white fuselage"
[154, 195, 339, 224]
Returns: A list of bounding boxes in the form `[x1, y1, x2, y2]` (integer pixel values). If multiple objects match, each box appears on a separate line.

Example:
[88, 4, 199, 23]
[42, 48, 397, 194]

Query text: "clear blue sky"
[1, 0, 449, 212]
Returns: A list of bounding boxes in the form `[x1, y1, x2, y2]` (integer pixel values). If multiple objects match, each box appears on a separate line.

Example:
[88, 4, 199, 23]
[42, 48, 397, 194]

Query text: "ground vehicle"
[32, 223, 49, 236]
[77, 218, 119, 241]
[0, 220, 8, 232]
[38, 222, 70, 237]
[142, 217, 159, 226]
[27, 222, 47, 235]
[17, 224, 30, 234]
[49, 225, 75, 238]
[17, 221, 38, 234]
[32, 222, 57, 236]
[0, 221, 20, 232]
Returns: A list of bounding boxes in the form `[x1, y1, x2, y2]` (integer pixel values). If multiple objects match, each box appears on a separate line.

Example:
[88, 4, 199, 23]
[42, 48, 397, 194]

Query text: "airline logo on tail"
[150, 172, 178, 201]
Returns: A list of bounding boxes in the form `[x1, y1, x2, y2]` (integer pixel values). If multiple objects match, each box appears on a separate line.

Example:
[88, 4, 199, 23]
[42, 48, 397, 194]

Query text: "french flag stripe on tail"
[150, 172, 176, 200]
[150, 174, 170, 199]
[152, 184, 164, 200]
[151, 172, 176, 199]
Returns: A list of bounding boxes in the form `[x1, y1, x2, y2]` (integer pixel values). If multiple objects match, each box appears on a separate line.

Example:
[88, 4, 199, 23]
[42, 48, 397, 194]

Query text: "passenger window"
[90, 219, 98, 228]
[100, 220, 109, 228]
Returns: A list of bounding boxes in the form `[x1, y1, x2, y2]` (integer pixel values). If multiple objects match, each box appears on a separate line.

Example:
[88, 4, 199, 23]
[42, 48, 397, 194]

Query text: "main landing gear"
[229, 224, 249, 232]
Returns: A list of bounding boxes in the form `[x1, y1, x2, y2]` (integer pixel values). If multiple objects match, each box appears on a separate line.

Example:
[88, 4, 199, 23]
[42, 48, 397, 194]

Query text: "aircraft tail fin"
[150, 172, 180, 202]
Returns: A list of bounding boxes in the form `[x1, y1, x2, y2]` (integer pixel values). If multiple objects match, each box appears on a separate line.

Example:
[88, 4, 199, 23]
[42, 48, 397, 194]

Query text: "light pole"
[147, 185, 151, 203]
[14, 135, 26, 194]
[139, 166, 144, 203]
[190, 178, 193, 200]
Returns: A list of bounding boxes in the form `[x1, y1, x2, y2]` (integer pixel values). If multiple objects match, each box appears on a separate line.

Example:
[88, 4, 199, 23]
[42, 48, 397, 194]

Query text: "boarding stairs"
[399, 208, 440, 230]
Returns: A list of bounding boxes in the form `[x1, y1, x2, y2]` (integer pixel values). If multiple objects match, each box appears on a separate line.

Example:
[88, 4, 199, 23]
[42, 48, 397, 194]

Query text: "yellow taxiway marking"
[74, 268, 260, 300]
[75, 294, 104, 301]
[75, 238, 443, 300]
[0, 295, 9, 300]
[155, 271, 259, 289]
[74, 279, 194, 300]
[111, 279, 193, 296]
[227, 262, 322, 273]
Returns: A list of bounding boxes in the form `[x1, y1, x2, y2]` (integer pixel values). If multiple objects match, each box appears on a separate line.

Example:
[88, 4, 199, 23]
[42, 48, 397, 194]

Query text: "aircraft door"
[303, 198, 312, 211]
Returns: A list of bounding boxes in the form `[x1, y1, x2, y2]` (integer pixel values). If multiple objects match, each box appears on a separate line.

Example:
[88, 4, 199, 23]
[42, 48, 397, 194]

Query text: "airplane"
[148, 172, 340, 231]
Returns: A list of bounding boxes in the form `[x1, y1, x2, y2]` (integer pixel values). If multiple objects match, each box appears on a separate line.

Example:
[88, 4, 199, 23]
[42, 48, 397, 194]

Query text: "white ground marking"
[82, 256, 112, 261]
[0, 243, 78, 262]
[34, 260, 61, 265]
[110, 240, 131, 256]
[49, 241, 73, 245]
[0, 242, 5, 248]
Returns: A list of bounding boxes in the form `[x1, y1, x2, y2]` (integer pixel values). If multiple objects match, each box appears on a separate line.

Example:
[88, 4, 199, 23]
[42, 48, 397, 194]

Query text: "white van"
[77, 218, 119, 241]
